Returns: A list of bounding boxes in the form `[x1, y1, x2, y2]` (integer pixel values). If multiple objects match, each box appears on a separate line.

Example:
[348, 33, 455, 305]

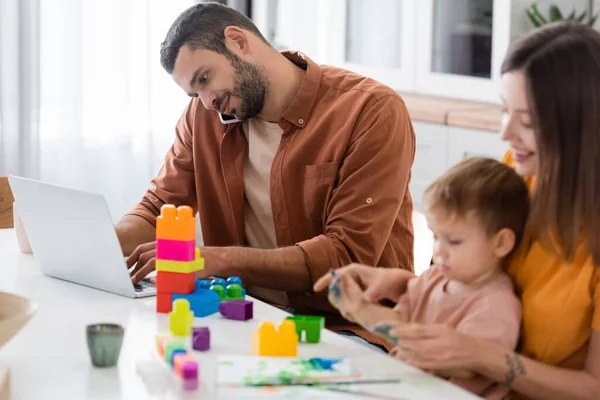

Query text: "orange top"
[503, 151, 600, 371]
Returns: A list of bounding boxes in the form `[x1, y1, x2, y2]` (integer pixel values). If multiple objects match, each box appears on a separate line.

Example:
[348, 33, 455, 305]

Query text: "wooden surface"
[400, 92, 502, 132]
[0, 178, 14, 229]
[446, 105, 503, 132]
[0, 365, 9, 400]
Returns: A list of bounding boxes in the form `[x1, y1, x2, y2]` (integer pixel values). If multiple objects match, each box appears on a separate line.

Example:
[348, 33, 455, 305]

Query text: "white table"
[0, 229, 477, 400]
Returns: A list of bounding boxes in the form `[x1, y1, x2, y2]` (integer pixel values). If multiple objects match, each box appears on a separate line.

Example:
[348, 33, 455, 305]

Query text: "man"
[117, 2, 415, 350]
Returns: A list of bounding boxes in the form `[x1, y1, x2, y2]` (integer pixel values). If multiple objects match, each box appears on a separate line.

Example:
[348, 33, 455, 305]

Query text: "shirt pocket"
[302, 162, 338, 225]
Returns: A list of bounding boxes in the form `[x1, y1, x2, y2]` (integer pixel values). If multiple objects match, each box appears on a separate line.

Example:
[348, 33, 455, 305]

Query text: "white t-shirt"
[243, 118, 289, 306]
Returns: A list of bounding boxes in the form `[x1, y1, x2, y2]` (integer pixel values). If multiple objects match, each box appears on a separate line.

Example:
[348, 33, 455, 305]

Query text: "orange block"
[156, 271, 195, 294]
[252, 320, 298, 357]
[156, 204, 195, 241]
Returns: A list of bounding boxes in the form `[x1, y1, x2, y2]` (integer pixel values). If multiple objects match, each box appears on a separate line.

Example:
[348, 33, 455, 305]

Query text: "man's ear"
[492, 228, 516, 258]
[223, 26, 250, 55]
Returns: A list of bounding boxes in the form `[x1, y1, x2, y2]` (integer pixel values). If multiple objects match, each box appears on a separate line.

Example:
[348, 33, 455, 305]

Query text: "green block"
[163, 338, 186, 363]
[285, 315, 325, 343]
[210, 284, 245, 301]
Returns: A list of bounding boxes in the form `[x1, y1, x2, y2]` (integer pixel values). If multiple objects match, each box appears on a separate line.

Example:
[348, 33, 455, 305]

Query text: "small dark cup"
[86, 323, 124, 367]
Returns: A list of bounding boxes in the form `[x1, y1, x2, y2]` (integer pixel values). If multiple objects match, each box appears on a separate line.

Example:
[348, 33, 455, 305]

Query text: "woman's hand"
[314, 263, 414, 303]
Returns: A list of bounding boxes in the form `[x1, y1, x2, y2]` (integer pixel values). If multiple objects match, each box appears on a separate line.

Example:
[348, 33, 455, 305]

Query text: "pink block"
[156, 239, 196, 262]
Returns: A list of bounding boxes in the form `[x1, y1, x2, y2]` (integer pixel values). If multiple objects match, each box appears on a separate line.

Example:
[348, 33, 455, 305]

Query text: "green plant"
[526, 2, 598, 28]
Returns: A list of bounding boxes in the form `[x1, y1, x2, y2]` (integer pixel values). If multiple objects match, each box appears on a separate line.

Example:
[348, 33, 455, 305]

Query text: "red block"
[157, 292, 173, 313]
[156, 271, 196, 294]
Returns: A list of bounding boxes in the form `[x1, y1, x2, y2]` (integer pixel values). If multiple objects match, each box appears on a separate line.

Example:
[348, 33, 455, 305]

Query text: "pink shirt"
[397, 266, 522, 398]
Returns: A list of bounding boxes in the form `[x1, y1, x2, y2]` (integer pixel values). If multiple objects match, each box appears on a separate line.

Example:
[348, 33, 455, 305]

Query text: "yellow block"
[156, 248, 204, 273]
[169, 299, 193, 337]
[252, 320, 298, 357]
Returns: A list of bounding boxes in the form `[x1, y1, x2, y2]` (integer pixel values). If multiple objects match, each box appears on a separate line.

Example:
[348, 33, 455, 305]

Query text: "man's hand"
[127, 241, 157, 284]
[314, 263, 414, 304]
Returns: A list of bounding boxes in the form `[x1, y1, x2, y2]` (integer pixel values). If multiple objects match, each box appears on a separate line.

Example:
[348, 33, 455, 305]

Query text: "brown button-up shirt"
[127, 51, 415, 348]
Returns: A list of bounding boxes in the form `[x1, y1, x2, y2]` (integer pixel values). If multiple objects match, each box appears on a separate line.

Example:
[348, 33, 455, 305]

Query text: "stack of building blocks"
[285, 315, 325, 343]
[155, 305, 199, 391]
[156, 204, 204, 313]
[192, 327, 210, 351]
[252, 320, 298, 357]
[219, 300, 253, 321]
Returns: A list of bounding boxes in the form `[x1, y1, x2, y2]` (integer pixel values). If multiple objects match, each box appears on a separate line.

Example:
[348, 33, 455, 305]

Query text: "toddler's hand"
[328, 272, 368, 323]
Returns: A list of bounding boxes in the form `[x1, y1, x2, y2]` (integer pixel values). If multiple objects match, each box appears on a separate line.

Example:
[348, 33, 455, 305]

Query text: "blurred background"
[1, 0, 597, 219]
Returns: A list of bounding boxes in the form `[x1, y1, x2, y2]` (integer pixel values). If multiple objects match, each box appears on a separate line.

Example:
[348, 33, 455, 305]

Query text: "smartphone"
[218, 112, 242, 125]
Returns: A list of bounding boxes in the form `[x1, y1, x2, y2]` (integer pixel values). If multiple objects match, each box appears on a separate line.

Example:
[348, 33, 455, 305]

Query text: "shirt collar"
[279, 51, 322, 128]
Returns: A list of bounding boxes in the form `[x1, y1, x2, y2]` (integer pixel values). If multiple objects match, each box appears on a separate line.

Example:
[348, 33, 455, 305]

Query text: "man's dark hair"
[160, 2, 270, 73]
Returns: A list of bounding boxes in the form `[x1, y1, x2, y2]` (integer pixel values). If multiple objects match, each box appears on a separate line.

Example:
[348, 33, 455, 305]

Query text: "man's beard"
[227, 54, 269, 120]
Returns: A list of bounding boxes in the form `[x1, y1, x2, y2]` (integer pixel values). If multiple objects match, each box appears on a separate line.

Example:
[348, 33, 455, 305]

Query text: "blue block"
[242, 288, 246, 297]
[211, 278, 227, 287]
[173, 289, 220, 317]
[196, 279, 211, 290]
[170, 348, 187, 366]
[227, 276, 242, 286]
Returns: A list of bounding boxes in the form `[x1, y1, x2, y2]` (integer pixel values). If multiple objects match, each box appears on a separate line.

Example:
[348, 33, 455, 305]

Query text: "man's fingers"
[129, 249, 156, 277]
[126, 241, 156, 269]
[131, 258, 156, 284]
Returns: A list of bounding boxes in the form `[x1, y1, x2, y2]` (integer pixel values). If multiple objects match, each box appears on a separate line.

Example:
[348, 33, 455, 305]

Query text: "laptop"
[8, 176, 156, 298]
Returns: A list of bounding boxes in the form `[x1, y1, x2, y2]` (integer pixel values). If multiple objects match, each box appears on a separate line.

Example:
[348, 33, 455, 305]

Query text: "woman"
[315, 21, 600, 400]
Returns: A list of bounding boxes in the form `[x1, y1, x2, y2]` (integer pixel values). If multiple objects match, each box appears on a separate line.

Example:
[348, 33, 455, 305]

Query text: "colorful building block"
[285, 315, 325, 343]
[156, 333, 175, 357]
[163, 338, 186, 363]
[157, 292, 173, 313]
[252, 320, 298, 357]
[227, 276, 242, 286]
[196, 279, 211, 290]
[210, 284, 245, 301]
[192, 327, 210, 351]
[156, 271, 196, 294]
[156, 239, 196, 262]
[169, 299, 193, 336]
[173, 354, 197, 377]
[173, 289, 220, 318]
[156, 205, 196, 241]
[182, 361, 199, 391]
[156, 248, 204, 273]
[219, 300, 253, 321]
[170, 348, 187, 366]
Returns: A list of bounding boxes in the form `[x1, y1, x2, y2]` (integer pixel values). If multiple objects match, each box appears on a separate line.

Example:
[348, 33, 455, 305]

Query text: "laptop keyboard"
[134, 278, 155, 292]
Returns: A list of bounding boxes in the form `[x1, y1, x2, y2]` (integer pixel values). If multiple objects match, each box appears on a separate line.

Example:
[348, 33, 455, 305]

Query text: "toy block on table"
[157, 292, 173, 313]
[252, 320, 298, 357]
[156, 271, 195, 294]
[170, 348, 187, 366]
[173, 287, 220, 318]
[219, 300, 253, 321]
[156, 247, 204, 274]
[163, 337, 186, 363]
[156, 334, 175, 357]
[169, 299, 193, 336]
[285, 315, 325, 343]
[156, 204, 195, 241]
[208, 276, 246, 301]
[192, 327, 210, 351]
[156, 239, 196, 262]
[173, 354, 198, 378]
